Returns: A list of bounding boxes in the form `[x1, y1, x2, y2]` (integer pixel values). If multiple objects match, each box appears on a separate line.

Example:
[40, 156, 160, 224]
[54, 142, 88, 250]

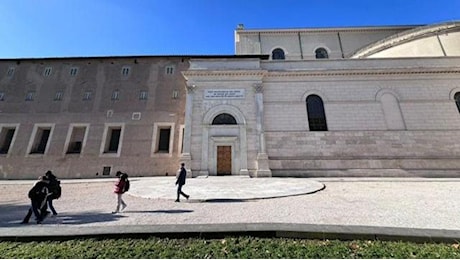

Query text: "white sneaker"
[121, 204, 127, 211]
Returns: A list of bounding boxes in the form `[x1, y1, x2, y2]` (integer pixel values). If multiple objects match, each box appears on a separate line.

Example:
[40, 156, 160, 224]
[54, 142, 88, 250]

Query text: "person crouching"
[22, 175, 51, 224]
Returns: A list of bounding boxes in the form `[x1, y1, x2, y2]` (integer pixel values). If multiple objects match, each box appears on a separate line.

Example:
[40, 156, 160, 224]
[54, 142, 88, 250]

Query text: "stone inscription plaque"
[204, 89, 245, 99]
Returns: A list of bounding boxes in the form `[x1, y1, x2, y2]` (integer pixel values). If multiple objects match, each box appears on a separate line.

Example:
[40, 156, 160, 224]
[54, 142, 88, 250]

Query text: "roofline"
[350, 21, 460, 58]
[235, 24, 421, 34]
[0, 54, 270, 62]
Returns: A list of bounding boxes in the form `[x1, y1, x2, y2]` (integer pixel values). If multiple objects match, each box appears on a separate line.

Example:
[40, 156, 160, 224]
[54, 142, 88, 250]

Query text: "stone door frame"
[200, 104, 249, 176]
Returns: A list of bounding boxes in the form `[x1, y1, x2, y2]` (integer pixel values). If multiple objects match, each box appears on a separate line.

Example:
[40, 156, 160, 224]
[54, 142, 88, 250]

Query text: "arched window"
[315, 48, 329, 59]
[272, 48, 285, 60]
[306, 95, 328, 131]
[455, 92, 460, 113]
[212, 113, 237, 125]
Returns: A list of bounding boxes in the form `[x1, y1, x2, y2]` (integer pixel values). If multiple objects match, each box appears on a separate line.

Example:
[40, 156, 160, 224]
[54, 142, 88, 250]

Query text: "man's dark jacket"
[176, 167, 186, 186]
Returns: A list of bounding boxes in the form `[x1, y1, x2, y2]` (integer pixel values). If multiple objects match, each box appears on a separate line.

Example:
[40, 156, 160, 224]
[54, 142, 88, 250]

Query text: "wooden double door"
[216, 146, 232, 175]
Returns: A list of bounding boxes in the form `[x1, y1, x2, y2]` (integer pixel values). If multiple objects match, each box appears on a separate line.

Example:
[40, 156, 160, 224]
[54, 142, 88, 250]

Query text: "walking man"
[175, 163, 189, 202]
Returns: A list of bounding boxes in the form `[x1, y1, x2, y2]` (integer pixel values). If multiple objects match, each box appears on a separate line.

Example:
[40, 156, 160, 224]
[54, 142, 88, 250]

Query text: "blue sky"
[0, 0, 459, 58]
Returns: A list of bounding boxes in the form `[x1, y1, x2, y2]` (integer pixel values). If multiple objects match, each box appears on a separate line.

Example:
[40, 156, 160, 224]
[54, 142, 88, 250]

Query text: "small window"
[7, 67, 15, 77]
[0, 127, 16, 154]
[172, 90, 178, 99]
[315, 48, 329, 59]
[306, 95, 328, 131]
[83, 91, 92, 101]
[30, 127, 52, 154]
[25, 91, 35, 101]
[54, 91, 63, 101]
[121, 66, 130, 76]
[111, 90, 120, 100]
[139, 90, 148, 100]
[132, 112, 141, 120]
[102, 166, 111, 175]
[165, 66, 175, 75]
[455, 92, 460, 113]
[43, 67, 52, 76]
[70, 67, 79, 76]
[212, 113, 237, 125]
[0, 92, 5, 101]
[272, 48, 285, 60]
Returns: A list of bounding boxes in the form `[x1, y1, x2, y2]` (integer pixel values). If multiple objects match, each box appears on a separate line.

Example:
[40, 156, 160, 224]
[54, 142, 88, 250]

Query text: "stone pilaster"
[253, 83, 272, 177]
[181, 83, 196, 177]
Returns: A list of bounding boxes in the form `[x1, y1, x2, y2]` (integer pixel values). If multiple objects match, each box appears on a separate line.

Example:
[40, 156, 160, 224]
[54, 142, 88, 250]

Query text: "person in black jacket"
[175, 163, 189, 202]
[21, 176, 50, 224]
[45, 170, 61, 216]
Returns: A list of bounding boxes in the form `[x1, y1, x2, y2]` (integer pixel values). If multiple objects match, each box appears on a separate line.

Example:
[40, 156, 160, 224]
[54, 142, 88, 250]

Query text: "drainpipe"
[338, 32, 345, 58]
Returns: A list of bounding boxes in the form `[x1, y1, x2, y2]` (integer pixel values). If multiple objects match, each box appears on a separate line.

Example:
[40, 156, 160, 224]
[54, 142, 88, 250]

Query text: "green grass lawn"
[1, 236, 459, 258]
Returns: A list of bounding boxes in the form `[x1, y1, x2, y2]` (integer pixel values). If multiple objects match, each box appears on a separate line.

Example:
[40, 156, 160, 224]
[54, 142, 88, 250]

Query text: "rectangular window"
[121, 66, 130, 76]
[83, 91, 92, 101]
[66, 126, 87, 154]
[54, 91, 63, 101]
[111, 90, 120, 100]
[139, 90, 148, 100]
[158, 129, 171, 152]
[25, 91, 35, 101]
[30, 127, 52, 154]
[70, 67, 78, 76]
[43, 67, 52, 76]
[108, 129, 121, 152]
[7, 67, 15, 77]
[101, 125, 124, 156]
[0, 127, 16, 154]
[152, 122, 175, 156]
[165, 66, 174, 75]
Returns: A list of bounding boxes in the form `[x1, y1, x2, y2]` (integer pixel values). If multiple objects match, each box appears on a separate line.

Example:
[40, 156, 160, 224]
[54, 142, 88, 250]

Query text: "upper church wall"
[235, 26, 413, 59]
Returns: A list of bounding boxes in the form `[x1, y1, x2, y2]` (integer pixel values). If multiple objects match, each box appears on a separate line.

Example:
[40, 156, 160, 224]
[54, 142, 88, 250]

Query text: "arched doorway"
[212, 113, 237, 175]
[200, 104, 248, 176]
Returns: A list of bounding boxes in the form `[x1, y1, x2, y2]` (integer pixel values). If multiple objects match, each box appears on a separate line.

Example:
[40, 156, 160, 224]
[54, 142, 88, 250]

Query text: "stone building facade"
[0, 56, 189, 179]
[182, 21, 460, 177]
[1, 21, 460, 179]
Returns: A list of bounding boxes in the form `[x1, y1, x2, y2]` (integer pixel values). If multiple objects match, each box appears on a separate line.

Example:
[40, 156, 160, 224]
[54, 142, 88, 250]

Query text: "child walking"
[112, 171, 129, 214]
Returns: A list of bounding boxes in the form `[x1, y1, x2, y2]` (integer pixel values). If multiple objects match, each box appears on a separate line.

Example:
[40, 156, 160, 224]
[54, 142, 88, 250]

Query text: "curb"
[1, 223, 459, 243]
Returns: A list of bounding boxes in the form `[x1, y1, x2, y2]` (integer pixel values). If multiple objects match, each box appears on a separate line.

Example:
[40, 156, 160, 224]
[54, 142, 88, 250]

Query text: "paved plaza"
[1, 176, 460, 241]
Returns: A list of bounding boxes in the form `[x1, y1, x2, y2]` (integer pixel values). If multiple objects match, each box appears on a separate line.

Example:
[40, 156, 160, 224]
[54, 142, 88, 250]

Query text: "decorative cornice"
[266, 68, 460, 78]
[182, 70, 267, 78]
[236, 26, 415, 35]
